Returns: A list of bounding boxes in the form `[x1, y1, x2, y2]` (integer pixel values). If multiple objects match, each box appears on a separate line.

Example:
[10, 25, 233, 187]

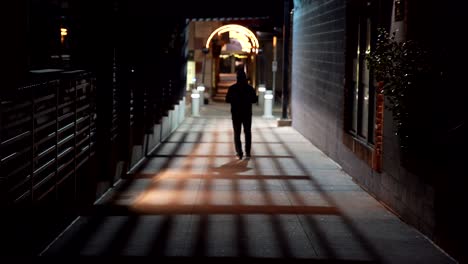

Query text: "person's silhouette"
[225, 70, 257, 160]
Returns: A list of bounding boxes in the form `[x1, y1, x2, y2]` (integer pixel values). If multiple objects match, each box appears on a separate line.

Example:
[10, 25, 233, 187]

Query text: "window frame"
[345, 0, 378, 147]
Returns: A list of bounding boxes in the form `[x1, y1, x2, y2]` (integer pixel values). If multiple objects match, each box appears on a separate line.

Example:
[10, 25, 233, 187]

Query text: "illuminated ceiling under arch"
[205, 24, 260, 54]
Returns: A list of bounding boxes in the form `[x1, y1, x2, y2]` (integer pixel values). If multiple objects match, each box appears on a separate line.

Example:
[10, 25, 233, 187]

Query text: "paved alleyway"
[41, 102, 455, 263]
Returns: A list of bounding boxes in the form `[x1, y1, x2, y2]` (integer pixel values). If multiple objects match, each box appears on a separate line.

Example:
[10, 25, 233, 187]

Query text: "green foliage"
[366, 28, 431, 151]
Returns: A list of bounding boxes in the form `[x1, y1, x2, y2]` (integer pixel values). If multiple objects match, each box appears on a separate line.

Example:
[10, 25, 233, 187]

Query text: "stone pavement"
[41, 102, 456, 263]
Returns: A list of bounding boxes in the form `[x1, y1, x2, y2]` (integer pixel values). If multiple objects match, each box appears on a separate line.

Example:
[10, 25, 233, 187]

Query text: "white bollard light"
[191, 89, 200, 117]
[263, 90, 274, 119]
[258, 84, 266, 107]
[197, 85, 205, 105]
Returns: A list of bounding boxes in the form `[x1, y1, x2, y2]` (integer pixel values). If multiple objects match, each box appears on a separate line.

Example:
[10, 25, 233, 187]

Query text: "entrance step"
[214, 73, 236, 101]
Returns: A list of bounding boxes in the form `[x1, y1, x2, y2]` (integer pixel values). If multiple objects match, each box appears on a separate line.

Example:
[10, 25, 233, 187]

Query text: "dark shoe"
[236, 153, 243, 160]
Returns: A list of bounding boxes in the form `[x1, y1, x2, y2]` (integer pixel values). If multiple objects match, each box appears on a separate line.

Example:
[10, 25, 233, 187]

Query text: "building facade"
[291, 0, 467, 261]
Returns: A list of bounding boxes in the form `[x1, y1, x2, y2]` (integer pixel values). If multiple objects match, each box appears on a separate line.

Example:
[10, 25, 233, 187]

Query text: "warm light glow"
[60, 28, 68, 44]
[273, 36, 277, 48]
[186, 61, 195, 91]
[221, 31, 253, 52]
[197, 85, 205, 91]
[133, 189, 200, 207]
[206, 24, 259, 54]
[220, 54, 248, 59]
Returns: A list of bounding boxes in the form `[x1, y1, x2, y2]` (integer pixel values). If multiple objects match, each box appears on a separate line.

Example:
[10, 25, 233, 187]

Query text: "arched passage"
[205, 24, 260, 101]
[205, 24, 259, 53]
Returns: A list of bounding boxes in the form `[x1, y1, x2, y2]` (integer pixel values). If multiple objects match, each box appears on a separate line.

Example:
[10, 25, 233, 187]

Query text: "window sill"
[343, 132, 381, 172]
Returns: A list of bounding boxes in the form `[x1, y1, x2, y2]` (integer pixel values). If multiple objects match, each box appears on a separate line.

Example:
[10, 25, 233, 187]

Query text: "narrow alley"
[2, 0, 467, 262]
[41, 103, 453, 263]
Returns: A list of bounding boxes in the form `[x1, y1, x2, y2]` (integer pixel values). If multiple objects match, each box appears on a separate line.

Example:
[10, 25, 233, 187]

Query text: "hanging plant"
[366, 28, 431, 152]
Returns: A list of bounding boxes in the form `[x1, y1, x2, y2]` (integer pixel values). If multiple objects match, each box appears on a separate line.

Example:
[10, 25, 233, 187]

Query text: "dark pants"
[232, 115, 252, 156]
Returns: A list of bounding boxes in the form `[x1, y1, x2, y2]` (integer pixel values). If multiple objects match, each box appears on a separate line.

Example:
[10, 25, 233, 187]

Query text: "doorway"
[204, 24, 260, 101]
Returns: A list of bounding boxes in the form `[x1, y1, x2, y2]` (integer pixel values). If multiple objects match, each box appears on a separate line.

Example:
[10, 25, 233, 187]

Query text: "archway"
[205, 24, 260, 54]
[205, 24, 260, 101]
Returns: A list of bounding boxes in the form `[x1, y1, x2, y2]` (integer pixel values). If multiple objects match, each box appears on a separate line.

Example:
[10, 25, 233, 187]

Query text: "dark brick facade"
[292, 0, 346, 160]
[291, 0, 438, 253]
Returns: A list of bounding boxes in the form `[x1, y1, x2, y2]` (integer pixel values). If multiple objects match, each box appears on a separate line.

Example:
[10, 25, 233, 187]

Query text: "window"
[344, 0, 390, 172]
[346, 0, 376, 145]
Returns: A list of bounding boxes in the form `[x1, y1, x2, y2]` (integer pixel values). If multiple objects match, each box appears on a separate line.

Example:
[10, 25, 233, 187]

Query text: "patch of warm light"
[60, 27, 68, 44]
[219, 54, 248, 58]
[134, 190, 174, 206]
[132, 188, 199, 211]
[186, 61, 195, 91]
[234, 54, 248, 59]
[206, 24, 259, 53]
[228, 31, 252, 52]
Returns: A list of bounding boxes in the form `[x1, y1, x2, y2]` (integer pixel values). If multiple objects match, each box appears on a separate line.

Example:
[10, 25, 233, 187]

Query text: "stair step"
[213, 97, 227, 102]
[217, 81, 235, 87]
[215, 73, 236, 102]
[219, 73, 237, 81]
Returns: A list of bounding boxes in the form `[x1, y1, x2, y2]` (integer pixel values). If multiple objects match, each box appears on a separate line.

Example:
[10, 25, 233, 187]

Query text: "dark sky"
[128, 0, 285, 26]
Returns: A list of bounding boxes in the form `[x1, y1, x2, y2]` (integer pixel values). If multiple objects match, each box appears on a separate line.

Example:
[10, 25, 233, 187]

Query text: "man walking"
[226, 69, 257, 160]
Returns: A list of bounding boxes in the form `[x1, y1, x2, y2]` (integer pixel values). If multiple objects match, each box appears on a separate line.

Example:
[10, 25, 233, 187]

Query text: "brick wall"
[291, 0, 346, 159]
[291, 0, 437, 245]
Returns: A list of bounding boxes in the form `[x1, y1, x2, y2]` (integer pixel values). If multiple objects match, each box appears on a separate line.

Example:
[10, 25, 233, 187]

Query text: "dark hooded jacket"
[225, 71, 257, 118]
